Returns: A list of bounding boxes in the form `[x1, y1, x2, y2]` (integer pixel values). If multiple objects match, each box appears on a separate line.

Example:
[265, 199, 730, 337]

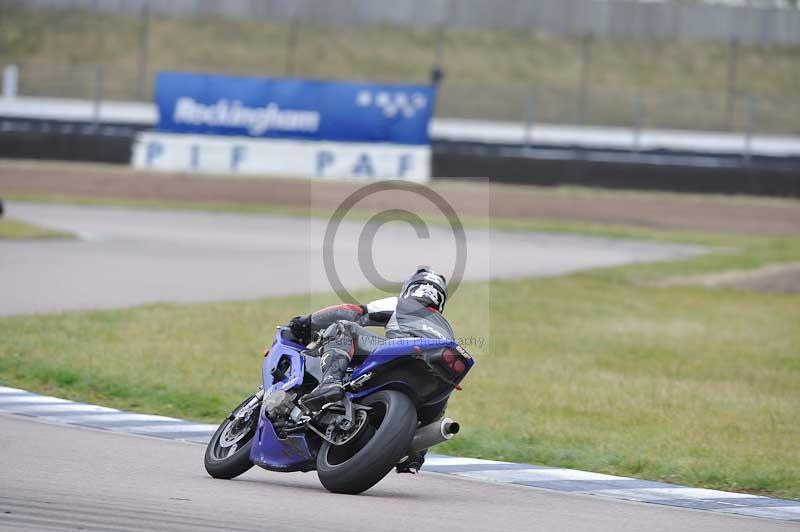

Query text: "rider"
[286, 267, 453, 473]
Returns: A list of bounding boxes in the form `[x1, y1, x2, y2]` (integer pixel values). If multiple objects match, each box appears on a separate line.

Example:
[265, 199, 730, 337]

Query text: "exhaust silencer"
[410, 417, 460, 453]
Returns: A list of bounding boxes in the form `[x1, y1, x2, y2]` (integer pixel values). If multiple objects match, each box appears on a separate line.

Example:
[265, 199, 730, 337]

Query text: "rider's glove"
[288, 315, 313, 344]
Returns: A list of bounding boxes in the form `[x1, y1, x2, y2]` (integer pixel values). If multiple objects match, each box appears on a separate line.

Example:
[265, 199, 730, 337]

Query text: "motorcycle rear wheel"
[204, 394, 260, 479]
[316, 390, 417, 494]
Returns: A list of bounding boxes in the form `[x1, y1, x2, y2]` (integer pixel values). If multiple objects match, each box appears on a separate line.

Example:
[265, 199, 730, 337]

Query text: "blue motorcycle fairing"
[260, 333, 305, 394]
[249, 327, 474, 473]
[250, 329, 316, 472]
[350, 337, 456, 379]
[347, 337, 456, 403]
[250, 413, 315, 472]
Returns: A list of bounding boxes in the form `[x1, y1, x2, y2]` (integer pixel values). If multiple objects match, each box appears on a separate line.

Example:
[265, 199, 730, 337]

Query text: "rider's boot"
[300, 349, 350, 411]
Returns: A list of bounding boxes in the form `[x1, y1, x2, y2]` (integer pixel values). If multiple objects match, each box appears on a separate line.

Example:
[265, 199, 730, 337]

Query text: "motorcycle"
[204, 325, 474, 494]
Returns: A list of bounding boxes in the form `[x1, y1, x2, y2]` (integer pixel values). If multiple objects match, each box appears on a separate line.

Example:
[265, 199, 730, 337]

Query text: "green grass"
[3, 192, 337, 223]
[2, 7, 799, 132]
[0, 217, 69, 239]
[0, 200, 798, 498]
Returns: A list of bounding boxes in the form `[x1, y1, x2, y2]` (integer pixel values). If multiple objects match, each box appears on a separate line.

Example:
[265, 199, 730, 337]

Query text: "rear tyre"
[204, 394, 260, 480]
[316, 390, 417, 494]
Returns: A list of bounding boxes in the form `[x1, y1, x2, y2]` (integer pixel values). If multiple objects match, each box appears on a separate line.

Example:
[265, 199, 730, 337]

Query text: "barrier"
[2, 119, 798, 196]
[433, 147, 800, 197]
[132, 72, 435, 181]
[132, 132, 430, 182]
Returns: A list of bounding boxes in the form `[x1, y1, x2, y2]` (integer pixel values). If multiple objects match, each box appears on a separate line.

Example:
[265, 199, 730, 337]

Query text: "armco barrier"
[432, 147, 800, 197]
[1, 119, 798, 197]
[0, 121, 133, 164]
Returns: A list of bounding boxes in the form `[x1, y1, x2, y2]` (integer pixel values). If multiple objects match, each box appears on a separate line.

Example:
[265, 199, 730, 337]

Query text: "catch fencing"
[7, 0, 800, 45]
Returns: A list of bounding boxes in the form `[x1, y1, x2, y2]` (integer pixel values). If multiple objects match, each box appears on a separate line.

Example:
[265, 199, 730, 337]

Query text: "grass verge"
[0, 217, 69, 239]
[0, 199, 798, 498]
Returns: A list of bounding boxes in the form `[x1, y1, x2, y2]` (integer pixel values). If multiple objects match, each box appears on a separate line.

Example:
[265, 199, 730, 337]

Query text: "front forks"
[229, 387, 264, 421]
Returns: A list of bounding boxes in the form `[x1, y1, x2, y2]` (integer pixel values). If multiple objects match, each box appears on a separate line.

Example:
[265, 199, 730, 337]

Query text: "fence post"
[577, 33, 592, 124]
[136, 0, 151, 100]
[744, 95, 756, 165]
[284, 15, 301, 77]
[431, 23, 447, 85]
[431, 0, 451, 85]
[93, 64, 105, 128]
[725, 37, 739, 130]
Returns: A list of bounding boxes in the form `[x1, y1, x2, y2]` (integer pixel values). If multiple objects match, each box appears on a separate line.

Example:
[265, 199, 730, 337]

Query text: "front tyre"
[316, 390, 417, 494]
[204, 394, 260, 479]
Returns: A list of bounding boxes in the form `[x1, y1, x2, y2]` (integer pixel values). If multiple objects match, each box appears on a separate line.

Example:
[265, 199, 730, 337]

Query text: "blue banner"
[154, 72, 435, 146]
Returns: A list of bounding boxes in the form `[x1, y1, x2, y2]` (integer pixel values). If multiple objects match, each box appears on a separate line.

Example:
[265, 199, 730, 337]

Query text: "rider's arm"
[311, 296, 397, 329]
[288, 303, 367, 344]
[289, 297, 397, 343]
[309, 304, 365, 332]
[358, 296, 398, 327]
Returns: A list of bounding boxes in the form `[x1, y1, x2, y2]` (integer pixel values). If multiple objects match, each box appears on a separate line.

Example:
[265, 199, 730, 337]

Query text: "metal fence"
[6, 0, 800, 45]
[2, 1, 798, 136]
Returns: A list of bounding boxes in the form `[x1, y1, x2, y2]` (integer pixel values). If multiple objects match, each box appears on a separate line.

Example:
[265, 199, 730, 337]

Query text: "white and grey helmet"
[400, 267, 448, 312]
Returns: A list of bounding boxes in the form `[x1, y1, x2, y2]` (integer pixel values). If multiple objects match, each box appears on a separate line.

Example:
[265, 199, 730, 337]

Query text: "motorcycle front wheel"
[316, 390, 417, 494]
[204, 394, 260, 479]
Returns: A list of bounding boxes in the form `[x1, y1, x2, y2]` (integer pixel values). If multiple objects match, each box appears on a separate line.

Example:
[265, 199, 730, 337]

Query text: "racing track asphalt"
[1, 414, 795, 532]
[0, 201, 705, 316]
